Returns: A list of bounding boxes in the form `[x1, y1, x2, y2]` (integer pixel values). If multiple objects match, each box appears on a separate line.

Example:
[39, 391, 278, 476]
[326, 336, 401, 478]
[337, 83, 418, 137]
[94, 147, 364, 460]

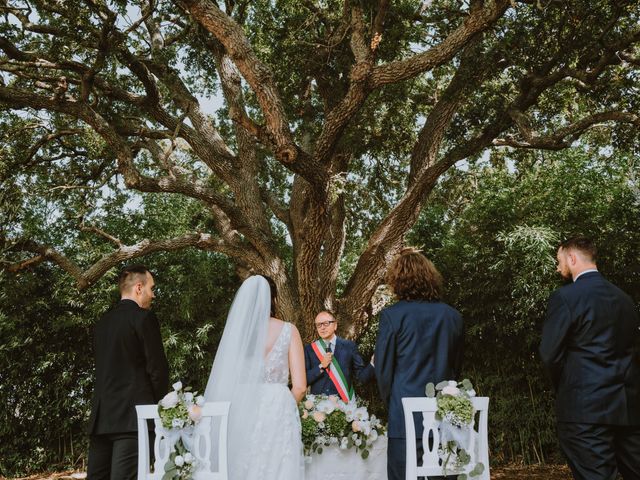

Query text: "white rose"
[442, 386, 460, 396]
[369, 430, 379, 442]
[196, 395, 205, 406]
[355, 438, 362, 446]
[351, 433, 358, 441]
[468, 389, 477, 397]
[184, 452, 194, 464]
[184, 392, 194, 404]
[317, 400, 335, 414]
[340, 438, 348, 450]
[354, 407, 369, 421]
[172, 418, 184, 429]
[172, 381, 183, 391]
[160, 391, 179, 409]
[361, 420, 371, 436]
[448, 380, 457, 387]
[174, 455, 184, 467]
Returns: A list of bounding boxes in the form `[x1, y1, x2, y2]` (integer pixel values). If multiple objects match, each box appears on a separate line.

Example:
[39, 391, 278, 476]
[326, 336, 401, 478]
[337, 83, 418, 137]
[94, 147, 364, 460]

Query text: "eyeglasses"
[315, 320, 336, 328]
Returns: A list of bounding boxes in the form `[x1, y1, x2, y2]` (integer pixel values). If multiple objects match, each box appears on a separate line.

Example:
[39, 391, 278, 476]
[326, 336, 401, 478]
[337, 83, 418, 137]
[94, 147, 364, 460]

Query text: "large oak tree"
[1, 0, 638, 338]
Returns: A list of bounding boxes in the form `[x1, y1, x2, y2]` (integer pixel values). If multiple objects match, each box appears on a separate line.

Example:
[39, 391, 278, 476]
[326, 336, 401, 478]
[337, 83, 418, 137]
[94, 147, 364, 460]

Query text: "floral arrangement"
[299, 394, 385, 460]
[158, 381, 205, 429]
[158, 381, 205, 480]
[162, 439, 196, 480]
[425, 379, 484, 478]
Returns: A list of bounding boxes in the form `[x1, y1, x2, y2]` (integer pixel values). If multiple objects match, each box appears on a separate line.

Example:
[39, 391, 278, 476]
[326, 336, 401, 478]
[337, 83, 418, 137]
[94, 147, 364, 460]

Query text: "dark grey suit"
[88, 299, 169, 480]
[540, 271, 640, 480]
[375, 300, 464, 480]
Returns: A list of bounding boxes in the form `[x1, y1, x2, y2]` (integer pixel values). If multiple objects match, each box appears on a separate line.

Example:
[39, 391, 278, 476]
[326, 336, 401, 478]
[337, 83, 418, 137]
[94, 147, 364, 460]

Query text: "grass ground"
[6, 465, 574, 479]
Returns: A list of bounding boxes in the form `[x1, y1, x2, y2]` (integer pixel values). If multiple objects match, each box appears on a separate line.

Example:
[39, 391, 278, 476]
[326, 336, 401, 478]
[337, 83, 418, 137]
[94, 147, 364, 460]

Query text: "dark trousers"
[558, 422, 640, 480]
[87, 433, 138, 480]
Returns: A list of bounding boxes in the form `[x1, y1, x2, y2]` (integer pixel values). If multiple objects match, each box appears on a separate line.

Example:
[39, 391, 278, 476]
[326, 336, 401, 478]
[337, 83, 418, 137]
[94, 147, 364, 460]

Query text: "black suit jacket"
[540, 271, 640, 425]
[375, 300, 464, 438]
[540, 272, 640, 425]
[88, 299, 169, 435]
[304, 337, 375, 397]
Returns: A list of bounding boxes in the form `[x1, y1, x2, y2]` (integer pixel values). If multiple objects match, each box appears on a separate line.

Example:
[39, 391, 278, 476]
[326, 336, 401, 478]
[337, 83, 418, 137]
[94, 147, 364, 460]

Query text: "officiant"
[304, 310, 375, 402]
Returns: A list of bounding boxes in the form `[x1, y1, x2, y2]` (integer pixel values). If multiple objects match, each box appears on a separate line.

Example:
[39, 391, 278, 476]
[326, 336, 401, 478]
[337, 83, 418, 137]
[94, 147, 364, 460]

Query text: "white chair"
[402, 397, 490, 480]
[136, 401, 230, 480]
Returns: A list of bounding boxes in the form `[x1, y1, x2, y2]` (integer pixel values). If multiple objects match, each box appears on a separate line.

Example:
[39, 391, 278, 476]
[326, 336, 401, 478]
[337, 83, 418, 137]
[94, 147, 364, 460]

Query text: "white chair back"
[401, 397, 489, 480]
[136, 401, 230, 480]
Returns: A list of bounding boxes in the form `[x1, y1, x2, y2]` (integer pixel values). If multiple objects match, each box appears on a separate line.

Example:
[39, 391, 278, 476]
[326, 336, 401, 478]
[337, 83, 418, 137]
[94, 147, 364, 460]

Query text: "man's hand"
[321, 352, 333, 369]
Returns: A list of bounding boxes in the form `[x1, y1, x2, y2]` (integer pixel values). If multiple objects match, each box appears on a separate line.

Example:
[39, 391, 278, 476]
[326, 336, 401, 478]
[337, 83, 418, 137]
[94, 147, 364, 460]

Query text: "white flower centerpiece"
[158, 381, 205, 480]
[299, 394, 385, 460]
[425, 379, 485, 479]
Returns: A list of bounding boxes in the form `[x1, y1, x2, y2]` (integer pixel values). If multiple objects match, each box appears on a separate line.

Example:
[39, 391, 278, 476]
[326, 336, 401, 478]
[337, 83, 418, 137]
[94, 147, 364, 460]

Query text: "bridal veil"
[203, 275, 271, 477]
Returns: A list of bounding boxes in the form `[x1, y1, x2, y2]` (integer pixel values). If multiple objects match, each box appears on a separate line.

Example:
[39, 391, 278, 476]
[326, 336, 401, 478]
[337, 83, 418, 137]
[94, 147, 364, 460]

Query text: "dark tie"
[326, 342, 332, 354]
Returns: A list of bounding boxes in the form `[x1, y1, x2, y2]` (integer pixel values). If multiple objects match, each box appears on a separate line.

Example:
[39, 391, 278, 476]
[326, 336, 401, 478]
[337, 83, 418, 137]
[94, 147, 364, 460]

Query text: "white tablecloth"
[305, 436, 387, 480]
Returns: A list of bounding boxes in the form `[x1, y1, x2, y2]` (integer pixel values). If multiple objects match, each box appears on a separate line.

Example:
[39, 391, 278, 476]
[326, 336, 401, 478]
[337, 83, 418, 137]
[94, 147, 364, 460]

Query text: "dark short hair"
[559, 236, 597, 262]
[386, 247, 443, 301]
[118, 264, 151, 293]
[263, 275, 278, 317]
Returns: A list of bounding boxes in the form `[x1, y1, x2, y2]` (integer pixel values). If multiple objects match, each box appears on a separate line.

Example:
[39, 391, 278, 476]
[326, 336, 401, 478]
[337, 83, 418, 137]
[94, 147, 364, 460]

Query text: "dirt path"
[5, 465, 573, 479]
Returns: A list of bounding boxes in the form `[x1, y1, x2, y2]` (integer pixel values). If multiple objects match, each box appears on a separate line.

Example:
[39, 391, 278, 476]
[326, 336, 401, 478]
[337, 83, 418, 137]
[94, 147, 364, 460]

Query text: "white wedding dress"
[203, 276, 304, 480]
[243, 322, 305, 478]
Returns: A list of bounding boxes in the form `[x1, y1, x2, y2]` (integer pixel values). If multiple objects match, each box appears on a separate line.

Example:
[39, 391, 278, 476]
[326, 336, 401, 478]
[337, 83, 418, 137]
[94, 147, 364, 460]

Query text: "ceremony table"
[305, 435, 388, 480]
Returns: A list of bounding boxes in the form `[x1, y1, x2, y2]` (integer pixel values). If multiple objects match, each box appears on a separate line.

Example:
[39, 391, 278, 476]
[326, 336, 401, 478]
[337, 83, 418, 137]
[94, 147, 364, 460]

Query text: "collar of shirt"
[325, 335, 337, 348]
[574, 268, 598, 281]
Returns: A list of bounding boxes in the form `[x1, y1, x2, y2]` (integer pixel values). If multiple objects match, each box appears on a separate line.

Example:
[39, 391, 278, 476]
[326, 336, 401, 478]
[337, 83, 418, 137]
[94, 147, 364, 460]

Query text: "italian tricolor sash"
[311, 339, 354, 403]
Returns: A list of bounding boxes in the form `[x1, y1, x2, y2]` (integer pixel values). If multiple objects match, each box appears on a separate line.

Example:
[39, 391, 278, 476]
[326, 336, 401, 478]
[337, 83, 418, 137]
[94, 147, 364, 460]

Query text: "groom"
[304, 310, 374, 402]
[87, 265, 169, 480]
[540, 237, 640, 479]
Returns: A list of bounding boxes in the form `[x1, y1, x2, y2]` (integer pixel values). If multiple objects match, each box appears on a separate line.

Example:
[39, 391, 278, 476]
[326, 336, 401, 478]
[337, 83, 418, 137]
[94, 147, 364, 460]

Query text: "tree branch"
[177, 0, 329, 190]
[2, 233, 248, 289]
[493, 111, 640, 150]
[371, 0, 510, 88]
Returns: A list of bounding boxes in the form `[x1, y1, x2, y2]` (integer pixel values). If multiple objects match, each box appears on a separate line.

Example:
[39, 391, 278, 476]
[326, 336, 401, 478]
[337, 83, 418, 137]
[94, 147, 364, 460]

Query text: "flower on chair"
[425, 379, 485, 478]
[158, 381, 204, 480]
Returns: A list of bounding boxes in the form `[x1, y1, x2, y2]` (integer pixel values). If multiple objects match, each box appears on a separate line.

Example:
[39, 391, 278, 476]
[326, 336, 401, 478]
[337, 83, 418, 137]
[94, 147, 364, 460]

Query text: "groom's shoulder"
[103, 300, 157, 324]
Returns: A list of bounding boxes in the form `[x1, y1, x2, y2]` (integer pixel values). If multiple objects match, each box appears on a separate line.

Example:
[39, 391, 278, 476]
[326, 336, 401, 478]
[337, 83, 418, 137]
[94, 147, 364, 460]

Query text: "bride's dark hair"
[263, 275, 278, 317]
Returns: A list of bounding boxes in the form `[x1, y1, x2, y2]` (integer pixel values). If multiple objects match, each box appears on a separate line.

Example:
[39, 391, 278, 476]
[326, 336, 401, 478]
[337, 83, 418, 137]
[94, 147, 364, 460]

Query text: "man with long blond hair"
[375, 247, 464, 480]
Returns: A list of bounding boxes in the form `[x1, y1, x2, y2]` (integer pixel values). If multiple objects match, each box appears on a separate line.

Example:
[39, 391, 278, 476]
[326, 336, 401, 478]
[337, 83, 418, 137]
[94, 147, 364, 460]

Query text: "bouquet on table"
[158, 381, 205, 480]
[299, 394, 385, 460]
[425, 379, 484, 478]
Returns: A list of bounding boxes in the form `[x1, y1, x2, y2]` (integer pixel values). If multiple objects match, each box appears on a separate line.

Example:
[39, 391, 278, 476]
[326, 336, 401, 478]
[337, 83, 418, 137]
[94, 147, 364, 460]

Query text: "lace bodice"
[264, 322, 292, 384]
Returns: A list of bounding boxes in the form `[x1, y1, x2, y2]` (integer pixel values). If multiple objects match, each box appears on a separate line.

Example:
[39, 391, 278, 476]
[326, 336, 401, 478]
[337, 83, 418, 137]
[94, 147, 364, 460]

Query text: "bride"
[204, 275, 307, 479]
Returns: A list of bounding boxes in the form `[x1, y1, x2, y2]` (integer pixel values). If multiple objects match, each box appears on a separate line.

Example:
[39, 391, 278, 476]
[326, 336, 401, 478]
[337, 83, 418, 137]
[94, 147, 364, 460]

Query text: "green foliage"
[300, 411, 320, 449]
[325, 410, 348, 438]
[0, 194, 239, 477]
[436, 395, 474, 425]
[411, 144, 640, 463]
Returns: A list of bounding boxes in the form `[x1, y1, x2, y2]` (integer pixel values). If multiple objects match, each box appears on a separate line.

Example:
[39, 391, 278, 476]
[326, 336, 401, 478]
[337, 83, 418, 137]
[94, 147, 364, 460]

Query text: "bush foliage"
[1, 146, 639, 475]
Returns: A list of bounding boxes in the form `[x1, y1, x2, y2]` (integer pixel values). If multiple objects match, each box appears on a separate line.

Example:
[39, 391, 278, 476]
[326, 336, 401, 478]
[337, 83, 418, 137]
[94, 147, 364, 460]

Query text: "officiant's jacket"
[89, 299, 169, 435]
[540, 271, 640, 425]
[375, 300, 464, 438]
[304, 337, 375, 396]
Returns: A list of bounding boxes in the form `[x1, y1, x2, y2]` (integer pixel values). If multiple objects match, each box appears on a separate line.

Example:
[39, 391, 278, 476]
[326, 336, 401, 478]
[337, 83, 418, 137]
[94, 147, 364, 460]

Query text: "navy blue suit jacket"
[304, 337, 375, 397]
[540, 271, 640, 425]
[375, 300, 464, 438]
